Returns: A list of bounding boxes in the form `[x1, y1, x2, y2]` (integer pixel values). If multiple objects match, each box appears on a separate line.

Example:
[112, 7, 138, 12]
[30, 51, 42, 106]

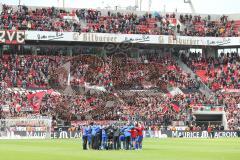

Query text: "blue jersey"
[123, 126, 131, 137]
[120, 126, 127, 133]
[102, 129, 107, 138]
[91, 126, 97, 136]
[119, 135, 125, 141]
[82, 127, 88, 136]
[95, 126, 100, 134]
[87, 126, 92, 136]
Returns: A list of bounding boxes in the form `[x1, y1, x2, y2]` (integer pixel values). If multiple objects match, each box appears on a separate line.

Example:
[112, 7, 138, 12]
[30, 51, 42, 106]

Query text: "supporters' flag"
[56, 61, 71, 87]
[86, 97, 96, 103]
[168, 87, 184, 96]
[27, 91, 46, 112]
[162, 106, 168, 114]
[167, 65, 176, 70]
[170, 103, 180, 113]
[47, 89, 54, 94]
[15, 104, 21, 112]
[55, 61, 76, 95]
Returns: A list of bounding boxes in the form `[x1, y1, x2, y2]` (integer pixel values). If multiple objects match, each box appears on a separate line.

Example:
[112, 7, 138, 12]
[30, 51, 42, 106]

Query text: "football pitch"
[0, 138, 240, 160]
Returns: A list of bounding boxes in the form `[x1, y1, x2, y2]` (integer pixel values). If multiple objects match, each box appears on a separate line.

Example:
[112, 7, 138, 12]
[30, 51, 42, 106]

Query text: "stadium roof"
[1, 0, 240, 14]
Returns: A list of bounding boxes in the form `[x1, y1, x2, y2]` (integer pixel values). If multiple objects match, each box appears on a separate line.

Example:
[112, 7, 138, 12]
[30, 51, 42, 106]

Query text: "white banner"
[221, 89, 240, 93]
[25, 31, 240, 46]
[0, 30, 25, 44]
[169, 87, 184, 96]
[1, 105, 10, 112]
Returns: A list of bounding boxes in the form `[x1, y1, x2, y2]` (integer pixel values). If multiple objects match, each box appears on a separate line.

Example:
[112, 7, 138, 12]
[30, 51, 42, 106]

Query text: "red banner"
[171, 103, 180, 113]
[27, 91, 46, 112]
[162, 106, 169, 114]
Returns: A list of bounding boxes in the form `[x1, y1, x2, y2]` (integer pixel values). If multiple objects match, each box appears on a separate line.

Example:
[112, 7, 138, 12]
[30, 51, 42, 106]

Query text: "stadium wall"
[1, 130, 239, 139]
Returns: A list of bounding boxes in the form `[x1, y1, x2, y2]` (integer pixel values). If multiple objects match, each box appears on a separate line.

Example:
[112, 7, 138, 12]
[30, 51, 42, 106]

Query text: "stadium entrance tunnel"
[194, 114, 224, 128]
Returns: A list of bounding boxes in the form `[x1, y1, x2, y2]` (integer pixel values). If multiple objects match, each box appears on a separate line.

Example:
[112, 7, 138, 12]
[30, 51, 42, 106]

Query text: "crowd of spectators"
[180, 51, 240, 130]
[1, 4, 239, 36]
[0, 88, 127, 122]
[0, 54, 113, 90]
[179, 14, 238, 37]
[112, 54, 199, 91]
[0, 50, 239, 130]
[1, 85, 238, 130]
[70, 56, 113, 90]
[181, 51, 240, 91]
[81, 10, 176, 35]
[0, 53, 198, 123]
[218, 92, 240, 130]
[0, 3, 240, 131]
[0, 4, 81, 32]
[0, 54, 50, 89]
[118, 92, 187, 126]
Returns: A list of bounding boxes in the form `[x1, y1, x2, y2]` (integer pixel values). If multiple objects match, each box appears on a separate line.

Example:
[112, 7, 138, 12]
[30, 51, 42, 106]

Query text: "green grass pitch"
[0, 138, 240, 160]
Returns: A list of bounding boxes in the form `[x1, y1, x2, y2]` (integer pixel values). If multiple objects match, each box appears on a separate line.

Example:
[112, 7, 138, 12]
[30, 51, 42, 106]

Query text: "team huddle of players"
[82, 122, 144, 150]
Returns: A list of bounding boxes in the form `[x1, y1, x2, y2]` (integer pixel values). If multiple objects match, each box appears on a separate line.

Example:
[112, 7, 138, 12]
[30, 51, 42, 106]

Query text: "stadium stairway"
[173, 55, 213, 98]
[174, 55, 229, 129]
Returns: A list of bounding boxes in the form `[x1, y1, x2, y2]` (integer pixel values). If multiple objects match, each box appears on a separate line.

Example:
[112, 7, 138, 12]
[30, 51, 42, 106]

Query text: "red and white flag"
[170, 103, 180, 113]
[162, 106, 169, 114]
[27, 91, 46, 112]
